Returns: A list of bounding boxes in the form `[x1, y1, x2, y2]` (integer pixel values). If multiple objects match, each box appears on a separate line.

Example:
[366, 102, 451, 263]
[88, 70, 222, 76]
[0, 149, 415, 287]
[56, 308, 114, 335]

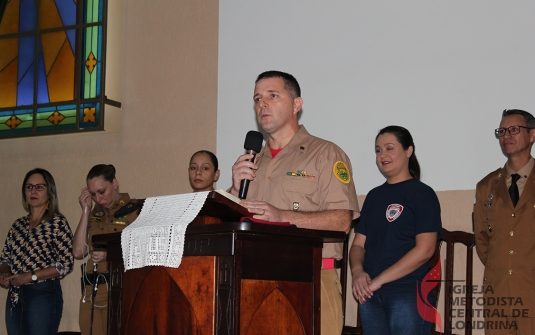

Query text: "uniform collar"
[259, 125, 310, 159]
[505, 157, 534, 179]
[96, 193, 131, 212]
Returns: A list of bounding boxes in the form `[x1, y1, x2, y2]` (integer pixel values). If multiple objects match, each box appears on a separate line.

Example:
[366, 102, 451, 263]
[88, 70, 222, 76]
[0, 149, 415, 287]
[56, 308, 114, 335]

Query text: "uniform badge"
[89, 217, 102, 222]
[485, 194, 493, 208]
[94, 211, 104, 217]
[292, 202, 300, 211]
[333, 161, 351, 184]
[386, 204, 403, 222]
[113, 221, 126, 225]
[286, 170, 316, 178]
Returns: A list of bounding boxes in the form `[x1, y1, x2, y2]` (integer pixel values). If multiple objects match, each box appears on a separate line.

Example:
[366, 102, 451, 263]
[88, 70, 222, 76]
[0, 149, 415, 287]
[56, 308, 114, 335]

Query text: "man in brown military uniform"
[474, 109, 535, 334]
[230, 71, 359, 335]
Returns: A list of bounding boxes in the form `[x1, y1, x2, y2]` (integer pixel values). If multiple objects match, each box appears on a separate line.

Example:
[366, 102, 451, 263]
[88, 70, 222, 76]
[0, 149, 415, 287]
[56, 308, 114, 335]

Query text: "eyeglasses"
[24, 184, 47, 191]
[494, 125, 533, 138]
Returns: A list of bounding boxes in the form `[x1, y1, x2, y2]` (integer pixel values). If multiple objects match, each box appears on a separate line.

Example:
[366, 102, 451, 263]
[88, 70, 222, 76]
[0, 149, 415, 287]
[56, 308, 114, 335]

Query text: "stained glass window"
[0, 0, 111, 138]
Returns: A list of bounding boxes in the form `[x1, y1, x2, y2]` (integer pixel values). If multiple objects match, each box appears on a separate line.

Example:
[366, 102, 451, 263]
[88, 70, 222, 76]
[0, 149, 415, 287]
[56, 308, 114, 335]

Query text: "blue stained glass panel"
[55, 0, 77, 27]
[16, 109, 32, 115]
[17, 35, 34, 83]
[38, 106, 57, 113]
[36, 51, 49, 104]
[0, 110, 16, 117]
[17, 64, 34, 106]
[19, 0, 37, 32]
[66, 29, 76, 54]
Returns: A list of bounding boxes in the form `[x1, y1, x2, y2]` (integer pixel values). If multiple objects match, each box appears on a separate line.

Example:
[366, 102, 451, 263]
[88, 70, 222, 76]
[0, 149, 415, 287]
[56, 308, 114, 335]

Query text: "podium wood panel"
[240, 280, 311, 335]
[97, 221, 344, 335]
[121, 257, 215, 335]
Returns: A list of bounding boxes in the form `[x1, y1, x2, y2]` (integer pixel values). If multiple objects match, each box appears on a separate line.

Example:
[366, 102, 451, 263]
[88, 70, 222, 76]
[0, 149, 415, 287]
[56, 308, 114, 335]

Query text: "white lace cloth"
[121, 191, 210, 271]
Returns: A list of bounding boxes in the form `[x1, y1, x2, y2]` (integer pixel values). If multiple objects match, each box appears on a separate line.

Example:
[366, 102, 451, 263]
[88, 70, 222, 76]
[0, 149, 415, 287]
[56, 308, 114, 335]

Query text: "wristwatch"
[31, 271, 38, 282]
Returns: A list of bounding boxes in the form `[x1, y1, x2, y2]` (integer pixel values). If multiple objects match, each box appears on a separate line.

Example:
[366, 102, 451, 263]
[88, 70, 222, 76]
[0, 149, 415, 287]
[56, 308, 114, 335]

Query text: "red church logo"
[417, 259, 442, 333]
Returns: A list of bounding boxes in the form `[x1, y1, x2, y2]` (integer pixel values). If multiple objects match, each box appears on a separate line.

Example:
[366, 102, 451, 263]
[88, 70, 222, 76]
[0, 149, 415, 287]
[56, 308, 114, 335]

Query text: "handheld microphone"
[239, 131, 264, 199]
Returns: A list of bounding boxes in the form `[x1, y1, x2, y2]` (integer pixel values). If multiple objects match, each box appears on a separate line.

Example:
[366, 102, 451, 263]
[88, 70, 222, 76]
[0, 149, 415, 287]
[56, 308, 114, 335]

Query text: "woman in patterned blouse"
[0, 168, 74, 335]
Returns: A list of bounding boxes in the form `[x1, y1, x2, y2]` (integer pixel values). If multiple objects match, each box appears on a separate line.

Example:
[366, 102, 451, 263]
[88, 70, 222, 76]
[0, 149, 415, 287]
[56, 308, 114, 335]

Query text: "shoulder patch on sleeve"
[333, 161, 351, 184]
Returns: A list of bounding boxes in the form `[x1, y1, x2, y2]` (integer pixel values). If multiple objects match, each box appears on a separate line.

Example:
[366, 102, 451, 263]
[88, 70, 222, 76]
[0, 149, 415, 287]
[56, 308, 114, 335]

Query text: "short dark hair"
[502, 109, 535, 128]
[87, 164, 116, 183]
[376, 126, 421, 180]
[255, 70, 301, 99]
[22, 168, 62, 221]
[190, 150, 219, 171]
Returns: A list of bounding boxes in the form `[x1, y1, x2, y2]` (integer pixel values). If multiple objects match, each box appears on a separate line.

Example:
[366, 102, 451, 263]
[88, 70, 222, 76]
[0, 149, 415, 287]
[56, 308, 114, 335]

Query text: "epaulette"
[114, 201, 139, 218]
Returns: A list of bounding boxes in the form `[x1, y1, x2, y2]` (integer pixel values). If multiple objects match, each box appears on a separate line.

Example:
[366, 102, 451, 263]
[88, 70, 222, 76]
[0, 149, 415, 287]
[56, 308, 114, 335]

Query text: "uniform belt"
[81, 272, 110, 286]
[322, 258, 342, 269]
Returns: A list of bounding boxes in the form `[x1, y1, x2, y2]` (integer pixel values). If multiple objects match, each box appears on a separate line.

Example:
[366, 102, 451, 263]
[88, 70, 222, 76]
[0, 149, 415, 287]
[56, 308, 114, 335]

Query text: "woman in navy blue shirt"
[350, 126, 442, 335]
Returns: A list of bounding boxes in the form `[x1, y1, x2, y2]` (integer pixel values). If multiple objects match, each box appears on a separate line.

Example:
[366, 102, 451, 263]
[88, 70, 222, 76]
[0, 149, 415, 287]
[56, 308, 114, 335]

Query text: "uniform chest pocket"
[281, 175, 318, 195]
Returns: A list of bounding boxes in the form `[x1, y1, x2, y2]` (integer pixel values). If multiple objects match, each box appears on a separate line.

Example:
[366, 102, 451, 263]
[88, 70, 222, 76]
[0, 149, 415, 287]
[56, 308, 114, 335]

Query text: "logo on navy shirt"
[386, 204, 403, 222]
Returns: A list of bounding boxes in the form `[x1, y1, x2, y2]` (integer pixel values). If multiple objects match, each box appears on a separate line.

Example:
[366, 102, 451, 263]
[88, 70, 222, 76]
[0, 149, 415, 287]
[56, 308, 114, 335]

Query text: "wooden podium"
[94, 192, 344, 335]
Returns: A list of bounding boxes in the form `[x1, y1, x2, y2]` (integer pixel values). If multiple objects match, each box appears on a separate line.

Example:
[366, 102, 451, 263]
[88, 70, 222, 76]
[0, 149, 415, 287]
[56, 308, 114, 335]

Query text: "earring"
[25, 202, 29, 209]
[46, 201, 49, 210]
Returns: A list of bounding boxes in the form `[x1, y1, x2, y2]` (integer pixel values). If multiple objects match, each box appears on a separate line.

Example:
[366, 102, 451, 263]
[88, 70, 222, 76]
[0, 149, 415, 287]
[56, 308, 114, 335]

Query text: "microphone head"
[244, 131, 263, 153]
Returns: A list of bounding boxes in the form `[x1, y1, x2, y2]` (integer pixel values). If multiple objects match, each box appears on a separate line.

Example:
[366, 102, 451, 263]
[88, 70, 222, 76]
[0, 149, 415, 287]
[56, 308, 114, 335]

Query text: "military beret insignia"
[333, 161, 351, 184]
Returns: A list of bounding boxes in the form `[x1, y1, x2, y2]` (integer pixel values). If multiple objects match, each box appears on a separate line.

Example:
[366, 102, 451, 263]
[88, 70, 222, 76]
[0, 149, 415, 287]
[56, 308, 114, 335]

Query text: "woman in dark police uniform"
[0, 168, 74, 335]
[73, 164, 140, 335]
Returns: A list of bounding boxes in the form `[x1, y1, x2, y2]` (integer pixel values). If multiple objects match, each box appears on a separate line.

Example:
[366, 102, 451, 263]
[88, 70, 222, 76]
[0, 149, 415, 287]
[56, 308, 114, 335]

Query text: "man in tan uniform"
[230, 70, 359, 335]
[474, 109, 535, 334]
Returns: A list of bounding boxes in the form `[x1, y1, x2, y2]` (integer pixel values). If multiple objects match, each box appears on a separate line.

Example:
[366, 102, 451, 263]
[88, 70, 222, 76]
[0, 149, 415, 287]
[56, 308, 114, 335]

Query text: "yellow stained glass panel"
[0, 58, 17, 108]
[40, 0, 66, 29]
[47, 41, 75, 102]
[0, 0, 19, 35]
